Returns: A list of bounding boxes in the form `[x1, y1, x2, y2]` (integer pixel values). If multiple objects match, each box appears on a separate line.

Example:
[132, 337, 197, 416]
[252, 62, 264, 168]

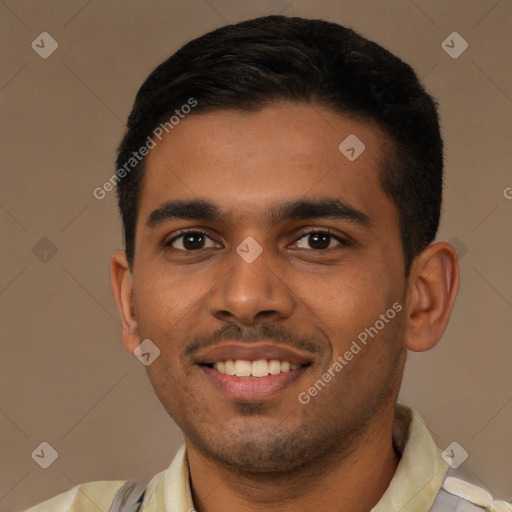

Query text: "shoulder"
[431, 476, 512, 512]
[23, 479, 129, 512]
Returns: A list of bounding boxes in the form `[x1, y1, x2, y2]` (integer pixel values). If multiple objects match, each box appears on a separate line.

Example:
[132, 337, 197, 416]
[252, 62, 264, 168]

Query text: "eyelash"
[163, 228, 351, 251]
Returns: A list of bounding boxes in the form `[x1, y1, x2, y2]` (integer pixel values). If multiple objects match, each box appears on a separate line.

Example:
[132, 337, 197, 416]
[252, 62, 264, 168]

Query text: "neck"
[186, 405, 400, 512]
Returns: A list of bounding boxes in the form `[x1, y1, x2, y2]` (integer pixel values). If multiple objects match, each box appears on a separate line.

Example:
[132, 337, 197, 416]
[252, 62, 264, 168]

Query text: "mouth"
[194, 343, 314, 402]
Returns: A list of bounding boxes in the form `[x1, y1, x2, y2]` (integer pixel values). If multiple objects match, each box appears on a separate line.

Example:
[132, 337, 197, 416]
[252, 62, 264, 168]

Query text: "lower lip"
[200, 365, 308, 402]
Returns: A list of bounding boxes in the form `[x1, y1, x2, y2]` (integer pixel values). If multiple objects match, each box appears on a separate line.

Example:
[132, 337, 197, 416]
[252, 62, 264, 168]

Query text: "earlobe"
[110, 251, 140, 355]
[404, 241, 460, 352]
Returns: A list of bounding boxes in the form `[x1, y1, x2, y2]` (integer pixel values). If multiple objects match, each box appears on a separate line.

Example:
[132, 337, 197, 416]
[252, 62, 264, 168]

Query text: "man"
[25, 15, 511, 512]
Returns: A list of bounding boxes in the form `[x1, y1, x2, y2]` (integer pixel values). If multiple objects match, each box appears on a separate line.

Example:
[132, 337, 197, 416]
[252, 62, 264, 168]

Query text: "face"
[128, 103, 409, 473]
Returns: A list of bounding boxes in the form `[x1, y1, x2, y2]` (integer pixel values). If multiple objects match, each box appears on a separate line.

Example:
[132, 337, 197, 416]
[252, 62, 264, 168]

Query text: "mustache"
[182, 323, 325, 359]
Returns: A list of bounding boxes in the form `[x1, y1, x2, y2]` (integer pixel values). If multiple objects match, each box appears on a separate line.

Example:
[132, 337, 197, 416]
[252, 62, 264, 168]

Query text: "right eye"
[165, 230, 220, 251]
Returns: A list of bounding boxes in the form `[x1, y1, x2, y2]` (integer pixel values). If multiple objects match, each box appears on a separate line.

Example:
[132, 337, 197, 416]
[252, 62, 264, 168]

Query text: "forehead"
[138, 103, 397, 230]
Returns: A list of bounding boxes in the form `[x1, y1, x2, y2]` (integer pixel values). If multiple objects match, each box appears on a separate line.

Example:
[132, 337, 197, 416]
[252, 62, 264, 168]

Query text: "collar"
[140, 404, 449, 512]
[371, 404, 450, 511]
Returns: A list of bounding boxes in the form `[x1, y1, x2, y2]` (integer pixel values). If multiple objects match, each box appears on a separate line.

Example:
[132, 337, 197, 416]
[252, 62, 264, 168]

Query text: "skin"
[111, 103, 459, 512]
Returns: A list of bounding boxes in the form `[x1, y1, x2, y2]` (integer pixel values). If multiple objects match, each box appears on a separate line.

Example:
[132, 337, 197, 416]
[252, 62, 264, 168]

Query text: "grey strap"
[429, 488, 486, 511]
[429, 468, 512, 511]
[108, 481, 146, 512]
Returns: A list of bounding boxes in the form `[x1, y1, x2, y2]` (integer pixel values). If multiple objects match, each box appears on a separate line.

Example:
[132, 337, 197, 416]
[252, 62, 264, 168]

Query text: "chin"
[185, 418, 339, 475]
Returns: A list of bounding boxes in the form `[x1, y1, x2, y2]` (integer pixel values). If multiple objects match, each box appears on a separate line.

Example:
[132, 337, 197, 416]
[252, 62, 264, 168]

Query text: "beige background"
[1, 1, 511, 510]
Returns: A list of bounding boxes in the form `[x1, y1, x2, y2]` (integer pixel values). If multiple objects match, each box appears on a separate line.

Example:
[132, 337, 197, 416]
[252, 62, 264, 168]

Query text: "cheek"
[134, 267, 205, 336]
[305, 263, 400, 340]
[145, 352, 192, 426]
[131, 281, 195, 387]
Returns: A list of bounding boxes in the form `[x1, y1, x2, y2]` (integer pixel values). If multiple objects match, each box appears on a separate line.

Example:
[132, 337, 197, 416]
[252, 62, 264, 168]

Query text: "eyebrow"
[146, 198, 371, 228]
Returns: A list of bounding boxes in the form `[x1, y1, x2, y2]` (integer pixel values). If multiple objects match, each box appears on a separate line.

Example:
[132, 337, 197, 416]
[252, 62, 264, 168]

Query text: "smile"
[194, 342, 315, 401]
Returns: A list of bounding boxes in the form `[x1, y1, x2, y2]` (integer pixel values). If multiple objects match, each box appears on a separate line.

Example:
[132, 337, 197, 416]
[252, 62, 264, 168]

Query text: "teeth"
[269, 359, 281, 375]
[212, 359, 303, 377]
[234, 360, 251, 377]
[224, 360, 235, 375]
[251, 359, 269, 377]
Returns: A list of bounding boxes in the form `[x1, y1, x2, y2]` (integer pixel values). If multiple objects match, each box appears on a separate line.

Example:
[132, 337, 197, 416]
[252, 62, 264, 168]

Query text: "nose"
[208, 246, 295, 326]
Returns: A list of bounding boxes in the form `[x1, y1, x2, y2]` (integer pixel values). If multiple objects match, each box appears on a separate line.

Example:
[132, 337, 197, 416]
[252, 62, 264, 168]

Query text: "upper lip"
[193, 342, 315, 365]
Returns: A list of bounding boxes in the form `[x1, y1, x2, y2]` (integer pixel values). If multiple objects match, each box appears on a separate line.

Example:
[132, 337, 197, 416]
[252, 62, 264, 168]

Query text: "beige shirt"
[24, 405, 511, 511]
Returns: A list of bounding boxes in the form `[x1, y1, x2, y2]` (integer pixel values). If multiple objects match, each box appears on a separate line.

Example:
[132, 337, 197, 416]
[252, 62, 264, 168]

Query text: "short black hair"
[116, 15, 443, 273]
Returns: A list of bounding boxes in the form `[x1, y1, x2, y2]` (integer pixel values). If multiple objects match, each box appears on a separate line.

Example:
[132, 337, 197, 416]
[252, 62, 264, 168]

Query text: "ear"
[110, 250, 140, 355]
[404, 241, 460, 352]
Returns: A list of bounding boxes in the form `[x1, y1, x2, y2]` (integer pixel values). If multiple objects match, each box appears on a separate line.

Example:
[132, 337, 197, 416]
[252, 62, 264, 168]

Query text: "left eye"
[294, 232, 343, 250]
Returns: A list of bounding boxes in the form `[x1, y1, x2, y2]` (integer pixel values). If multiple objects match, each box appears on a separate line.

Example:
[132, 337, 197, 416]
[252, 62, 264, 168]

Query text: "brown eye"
[295, 231, 343, 250]
[168, 231, 218, 251]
